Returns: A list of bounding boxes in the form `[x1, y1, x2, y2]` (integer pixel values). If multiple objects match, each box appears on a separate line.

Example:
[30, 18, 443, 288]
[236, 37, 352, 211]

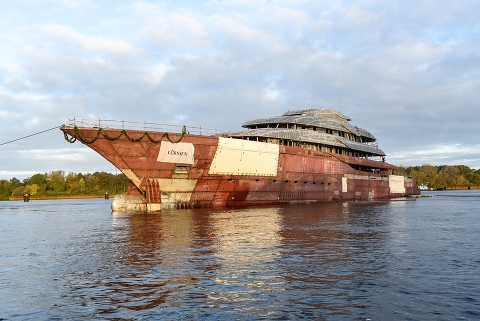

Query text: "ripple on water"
[1, 195, 480, 320]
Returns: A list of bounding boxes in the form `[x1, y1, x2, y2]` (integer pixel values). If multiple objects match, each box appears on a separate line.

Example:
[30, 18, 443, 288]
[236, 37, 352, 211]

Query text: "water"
[1, 191, 479, 320]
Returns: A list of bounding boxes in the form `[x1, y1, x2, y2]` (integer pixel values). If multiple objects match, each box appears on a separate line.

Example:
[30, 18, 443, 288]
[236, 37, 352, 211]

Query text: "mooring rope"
[0, 124, 187, 146]
[0, 126, 61, 146]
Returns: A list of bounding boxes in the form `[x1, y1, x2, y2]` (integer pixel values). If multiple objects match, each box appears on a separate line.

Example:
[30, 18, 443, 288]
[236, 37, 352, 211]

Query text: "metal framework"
[229, 108, 385, 157]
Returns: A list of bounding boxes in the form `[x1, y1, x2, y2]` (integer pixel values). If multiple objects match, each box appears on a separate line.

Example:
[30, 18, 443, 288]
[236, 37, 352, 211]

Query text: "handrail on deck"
[68, 117, 230, 136]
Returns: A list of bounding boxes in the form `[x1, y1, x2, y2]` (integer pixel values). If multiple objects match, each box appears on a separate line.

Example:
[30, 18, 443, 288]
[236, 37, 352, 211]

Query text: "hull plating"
[61, 126, 420, 211]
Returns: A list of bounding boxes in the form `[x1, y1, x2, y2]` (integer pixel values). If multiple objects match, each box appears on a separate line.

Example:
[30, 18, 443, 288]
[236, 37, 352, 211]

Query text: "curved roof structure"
[230, 108, 385, 157]
[242, 108, 376, 140]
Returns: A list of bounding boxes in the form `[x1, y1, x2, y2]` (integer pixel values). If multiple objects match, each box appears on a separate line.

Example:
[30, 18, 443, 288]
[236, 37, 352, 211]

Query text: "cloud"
[18, 147, 93, 161]
[49, 0, 98, 9]
[0, 144, 117, 180]
[387, 41, 448, 62]
[1, 0, 480, 180]
[211, 15, 274, 43]
[43, 24, 140, 55]
[0, 170, 46, 180]
[389, 144, 480, 168]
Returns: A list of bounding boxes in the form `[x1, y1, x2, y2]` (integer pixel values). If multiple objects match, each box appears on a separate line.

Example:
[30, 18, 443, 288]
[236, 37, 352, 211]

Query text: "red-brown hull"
[61, 126, 420, 211]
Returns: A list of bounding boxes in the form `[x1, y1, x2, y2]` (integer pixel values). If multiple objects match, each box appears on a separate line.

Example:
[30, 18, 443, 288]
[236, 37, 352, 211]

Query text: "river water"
[1, 190, 479, 320]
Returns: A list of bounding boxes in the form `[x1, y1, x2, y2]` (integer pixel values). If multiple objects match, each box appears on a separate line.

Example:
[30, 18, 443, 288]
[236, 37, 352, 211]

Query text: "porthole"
[285, 180, 289, 183]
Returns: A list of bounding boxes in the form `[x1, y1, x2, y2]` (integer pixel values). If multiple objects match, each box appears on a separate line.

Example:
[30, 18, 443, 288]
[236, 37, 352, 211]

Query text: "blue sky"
[1, 0, 480, 179]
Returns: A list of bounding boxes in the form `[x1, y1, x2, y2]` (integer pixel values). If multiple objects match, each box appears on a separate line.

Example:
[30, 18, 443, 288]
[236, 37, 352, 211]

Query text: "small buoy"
[105, 192, 109, 199]
[24, 194, 29, 202]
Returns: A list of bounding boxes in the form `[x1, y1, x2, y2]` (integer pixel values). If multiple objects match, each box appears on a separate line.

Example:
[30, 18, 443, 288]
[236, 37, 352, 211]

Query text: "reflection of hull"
[61, 126, 420, 212]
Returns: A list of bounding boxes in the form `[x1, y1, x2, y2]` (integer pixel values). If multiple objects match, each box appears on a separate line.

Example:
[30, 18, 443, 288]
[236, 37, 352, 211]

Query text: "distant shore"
[0, 171, 129, 202]
[422, 186, 480, 191]
[7, 194, 119, 201]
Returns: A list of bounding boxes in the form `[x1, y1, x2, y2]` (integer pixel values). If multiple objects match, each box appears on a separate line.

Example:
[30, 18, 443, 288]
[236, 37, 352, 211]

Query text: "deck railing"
[67, 117, 231, 136]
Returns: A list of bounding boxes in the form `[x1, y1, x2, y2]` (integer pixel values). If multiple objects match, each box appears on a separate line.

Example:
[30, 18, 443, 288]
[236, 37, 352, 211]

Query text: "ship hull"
[61, 126, 420, 212]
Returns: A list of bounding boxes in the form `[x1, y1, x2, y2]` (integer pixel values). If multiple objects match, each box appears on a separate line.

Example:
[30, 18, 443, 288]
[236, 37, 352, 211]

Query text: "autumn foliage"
[0, 171, 129, 200]
[396, 165, 480, 189]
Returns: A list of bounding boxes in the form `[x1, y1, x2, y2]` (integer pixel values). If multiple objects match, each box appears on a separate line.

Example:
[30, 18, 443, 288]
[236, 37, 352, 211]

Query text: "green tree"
[84, 175, 100, 194]
[9, 177, 22, 190]
[398, 164, 480, 189]
[47, 171, 66, 194]
[79, 178, 86, 192]
[53, 180, 66, 193]
[25, 184, 39, 196]
[0, 170, 129, 200]
[25, 173, 47, 186]
[457, 165, 476, 186]
[0, 180, 10, 200]
[66, 172, 84, 194]
[11, 186, 25, 197]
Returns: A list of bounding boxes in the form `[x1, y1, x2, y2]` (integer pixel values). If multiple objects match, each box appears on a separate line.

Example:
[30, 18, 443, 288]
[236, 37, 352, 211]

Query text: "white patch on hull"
[112, 195, 146, 213]
[389, 175, 406, 194]
[342, 177, 348, 192]
[120, 168, 142, 190]
[158, 178, 198, 209]
[209, 137, 279, 176]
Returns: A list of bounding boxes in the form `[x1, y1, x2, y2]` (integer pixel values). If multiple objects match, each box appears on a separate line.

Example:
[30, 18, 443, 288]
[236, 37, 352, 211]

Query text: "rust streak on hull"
[61, 125, 420, 212]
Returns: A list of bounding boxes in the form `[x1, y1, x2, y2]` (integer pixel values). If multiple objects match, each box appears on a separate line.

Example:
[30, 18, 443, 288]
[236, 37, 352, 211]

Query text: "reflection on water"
[1, 195, 479, 320]
[277, 202, 392, 318]
[60, 202, 394, 319]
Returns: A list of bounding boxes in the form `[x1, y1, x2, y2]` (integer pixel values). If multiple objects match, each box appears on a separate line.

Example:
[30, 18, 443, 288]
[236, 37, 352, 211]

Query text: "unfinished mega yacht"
[61, 108, 420, 212]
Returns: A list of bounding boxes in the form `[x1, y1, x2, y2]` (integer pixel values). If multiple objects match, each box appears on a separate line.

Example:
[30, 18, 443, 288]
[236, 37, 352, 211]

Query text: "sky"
[1, 0, 479, 180]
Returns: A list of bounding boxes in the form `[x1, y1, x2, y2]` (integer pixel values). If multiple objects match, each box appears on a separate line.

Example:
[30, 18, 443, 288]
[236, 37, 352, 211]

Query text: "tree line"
[0, 171, 130, 200]
[396, 165, 480, 189]
[1, 165, 477, 200]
